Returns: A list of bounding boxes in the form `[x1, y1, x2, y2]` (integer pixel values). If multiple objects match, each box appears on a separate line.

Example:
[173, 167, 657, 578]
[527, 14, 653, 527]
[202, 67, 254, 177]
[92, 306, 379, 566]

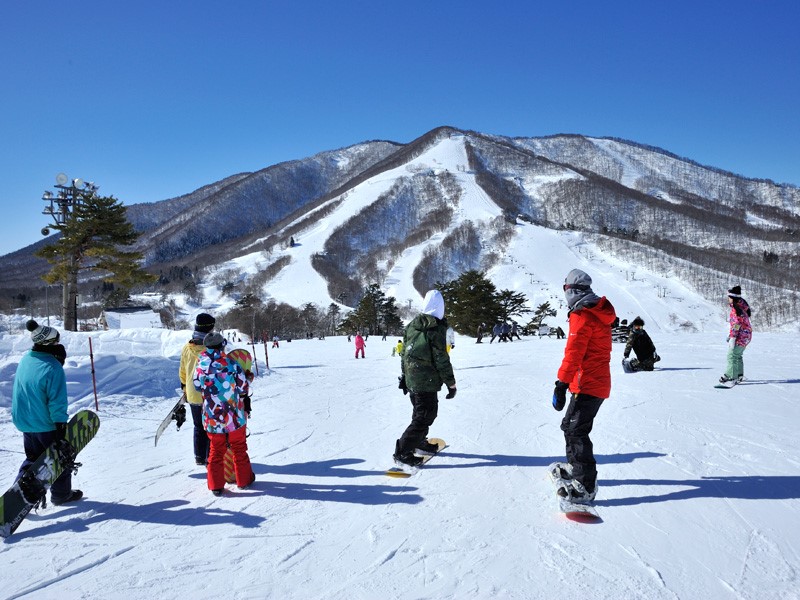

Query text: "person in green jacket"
[394, 290, 457, 467]
[11, 320, 83, 505]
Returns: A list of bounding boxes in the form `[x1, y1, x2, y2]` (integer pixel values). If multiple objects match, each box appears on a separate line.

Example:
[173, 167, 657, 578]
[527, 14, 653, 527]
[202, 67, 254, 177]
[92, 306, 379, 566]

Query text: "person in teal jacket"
[11, 320, 83, 505]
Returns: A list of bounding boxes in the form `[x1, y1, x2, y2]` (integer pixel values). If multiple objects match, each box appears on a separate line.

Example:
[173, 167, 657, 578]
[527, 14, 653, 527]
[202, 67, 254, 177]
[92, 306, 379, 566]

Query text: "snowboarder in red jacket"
[551, 269, 616, 505]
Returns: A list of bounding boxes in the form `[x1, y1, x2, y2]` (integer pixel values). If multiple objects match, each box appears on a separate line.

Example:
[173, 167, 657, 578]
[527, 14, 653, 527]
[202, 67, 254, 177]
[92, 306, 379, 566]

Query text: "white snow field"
[1, 326, 798, 600]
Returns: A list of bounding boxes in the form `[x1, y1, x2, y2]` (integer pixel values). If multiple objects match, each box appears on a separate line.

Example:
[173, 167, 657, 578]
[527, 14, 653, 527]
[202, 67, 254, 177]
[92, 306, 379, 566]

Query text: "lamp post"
[41, 173, 99, 331]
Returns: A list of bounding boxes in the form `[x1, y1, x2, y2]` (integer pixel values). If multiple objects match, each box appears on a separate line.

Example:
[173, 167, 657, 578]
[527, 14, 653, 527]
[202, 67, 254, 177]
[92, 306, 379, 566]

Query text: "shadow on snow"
[598, 475, 800, 506]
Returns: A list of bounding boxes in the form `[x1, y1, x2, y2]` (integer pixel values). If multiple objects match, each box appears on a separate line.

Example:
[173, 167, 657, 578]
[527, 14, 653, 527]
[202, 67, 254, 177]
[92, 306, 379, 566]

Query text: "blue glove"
[552, 380, 569, 411]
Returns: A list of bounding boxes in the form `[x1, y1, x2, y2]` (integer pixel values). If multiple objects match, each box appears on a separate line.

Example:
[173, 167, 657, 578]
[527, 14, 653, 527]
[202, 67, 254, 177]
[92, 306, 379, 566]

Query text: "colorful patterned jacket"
[728, 298, 752, 347]
[193, 349, 249, 434]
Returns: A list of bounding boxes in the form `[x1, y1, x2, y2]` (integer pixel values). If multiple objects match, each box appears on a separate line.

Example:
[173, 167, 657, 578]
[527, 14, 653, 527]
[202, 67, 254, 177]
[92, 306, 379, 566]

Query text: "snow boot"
[548, 462, 573, 481]
[394, 440, 423, 467]
[557, 480, 597, 505]
[415, 439, 439, 456]
[52, 489, 83, 506]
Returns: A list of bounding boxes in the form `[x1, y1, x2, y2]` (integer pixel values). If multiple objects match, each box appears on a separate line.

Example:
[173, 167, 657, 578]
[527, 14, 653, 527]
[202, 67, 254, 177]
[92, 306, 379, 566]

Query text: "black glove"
[445, 386, 457, 399]
[623, 353, 629, 359]
[398, 376, 408, 395]
[552, 380, 569, 411]
[243, 394, 252, 415]
[174, 404, 187, 429]
[54, 422, 67, 442]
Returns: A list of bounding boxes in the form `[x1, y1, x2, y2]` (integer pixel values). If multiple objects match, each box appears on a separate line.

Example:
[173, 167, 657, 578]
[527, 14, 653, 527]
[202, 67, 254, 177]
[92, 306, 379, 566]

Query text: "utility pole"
[41, 173, 99, 331]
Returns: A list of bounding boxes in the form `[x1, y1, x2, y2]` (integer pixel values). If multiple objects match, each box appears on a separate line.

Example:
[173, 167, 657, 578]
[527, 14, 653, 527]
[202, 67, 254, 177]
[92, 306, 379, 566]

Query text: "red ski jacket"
[557, 296, 617, 399]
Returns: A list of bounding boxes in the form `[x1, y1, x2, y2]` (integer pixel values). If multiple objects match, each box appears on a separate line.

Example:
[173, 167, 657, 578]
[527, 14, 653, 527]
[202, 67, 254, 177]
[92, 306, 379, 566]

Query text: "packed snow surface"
[1, 325, 798, 599]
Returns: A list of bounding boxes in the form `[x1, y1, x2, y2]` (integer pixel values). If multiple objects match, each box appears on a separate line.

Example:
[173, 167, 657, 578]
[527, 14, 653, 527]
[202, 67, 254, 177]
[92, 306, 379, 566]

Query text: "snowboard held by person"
[394, 290, 457, 467]
[551, 269, 616, 505]
[11, 320, 83, 506]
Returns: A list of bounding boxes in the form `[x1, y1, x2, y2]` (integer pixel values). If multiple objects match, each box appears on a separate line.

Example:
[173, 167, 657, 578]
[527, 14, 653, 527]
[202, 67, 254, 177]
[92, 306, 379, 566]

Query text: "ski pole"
[89, 336, 99, 411]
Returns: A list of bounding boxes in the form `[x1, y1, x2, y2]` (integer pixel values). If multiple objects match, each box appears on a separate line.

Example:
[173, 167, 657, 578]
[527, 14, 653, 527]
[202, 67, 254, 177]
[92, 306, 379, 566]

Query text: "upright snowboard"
[224, 349, 254, 483]
[386, 438, 446, 478]
[1, 409, 100, 538]
[154, 393, 187, 446]
[546, 462, 601, 522]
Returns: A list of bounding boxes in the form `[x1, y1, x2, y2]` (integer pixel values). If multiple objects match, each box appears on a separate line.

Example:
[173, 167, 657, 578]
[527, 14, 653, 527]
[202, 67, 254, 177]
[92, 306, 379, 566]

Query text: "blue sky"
[2, 0, 798, 256]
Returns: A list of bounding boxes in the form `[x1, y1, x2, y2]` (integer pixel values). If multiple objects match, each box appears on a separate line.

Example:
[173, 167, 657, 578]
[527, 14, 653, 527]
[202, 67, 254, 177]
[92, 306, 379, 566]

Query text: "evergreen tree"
[526, 301, 557, 331]
[496, 289, 531, 323]
[36, 193, 155, 329]
[437, 270, 503, 335]
[338, 284, 404, 335]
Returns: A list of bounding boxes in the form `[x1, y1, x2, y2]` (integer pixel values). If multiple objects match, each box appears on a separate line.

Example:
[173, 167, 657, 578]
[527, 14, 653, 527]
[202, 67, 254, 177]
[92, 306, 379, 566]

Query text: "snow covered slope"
[0, 325, 798, 599]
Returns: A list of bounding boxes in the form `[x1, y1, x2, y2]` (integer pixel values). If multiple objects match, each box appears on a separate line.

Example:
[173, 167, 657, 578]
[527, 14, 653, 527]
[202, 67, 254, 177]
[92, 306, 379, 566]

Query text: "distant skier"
[394, 290, 457, 467]
[720, 285, 752, 384]
[12, 320, 83, 505]
[179, 313, 215, 466]
[193, 332, 255, 496]
[489, 322, 502, 343]
[622, 316, 660, 371]
[551, 269, 616, 505]
[354, 331, 366, 359]
[476, 322, 486, 343]
[391, 339, 404, 357]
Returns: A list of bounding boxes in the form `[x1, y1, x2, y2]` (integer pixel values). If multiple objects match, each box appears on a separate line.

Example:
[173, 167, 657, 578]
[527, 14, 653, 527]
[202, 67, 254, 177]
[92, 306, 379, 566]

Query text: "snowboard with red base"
[547, 462, 601, 522]
[386, 438, 446, 478]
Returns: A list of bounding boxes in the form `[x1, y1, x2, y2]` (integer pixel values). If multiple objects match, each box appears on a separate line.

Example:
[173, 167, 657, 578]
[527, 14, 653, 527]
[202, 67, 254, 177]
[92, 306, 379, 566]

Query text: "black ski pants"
[190, 403, 209, 462]
[17, 430, 72, 502]
[398, 391, 439, 454]
[560, 393, 605, 493]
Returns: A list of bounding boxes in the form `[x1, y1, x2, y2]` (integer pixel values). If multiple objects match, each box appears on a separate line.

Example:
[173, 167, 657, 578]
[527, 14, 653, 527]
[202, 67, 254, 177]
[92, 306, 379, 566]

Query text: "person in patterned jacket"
[720, 285, 752, 384]
[193, 332, 255, 496]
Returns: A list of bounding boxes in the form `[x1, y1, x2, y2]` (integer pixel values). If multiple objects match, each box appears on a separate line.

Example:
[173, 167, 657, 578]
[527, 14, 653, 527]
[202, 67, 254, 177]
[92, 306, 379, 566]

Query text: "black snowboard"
[1, 409, 100, 538]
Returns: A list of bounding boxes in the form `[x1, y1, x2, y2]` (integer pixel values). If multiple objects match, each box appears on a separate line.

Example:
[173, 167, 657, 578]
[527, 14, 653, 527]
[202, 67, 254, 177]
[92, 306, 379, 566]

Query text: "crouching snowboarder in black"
[622, 316, 660, 371]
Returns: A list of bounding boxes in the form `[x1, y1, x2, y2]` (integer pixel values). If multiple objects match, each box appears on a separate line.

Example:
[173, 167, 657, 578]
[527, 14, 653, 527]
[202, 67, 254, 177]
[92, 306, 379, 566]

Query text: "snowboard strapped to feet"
[546, 461, 601, 521]
[154, 392, 187, 446]
[1, 410, 100, 538]
[386, 438, 446, 478]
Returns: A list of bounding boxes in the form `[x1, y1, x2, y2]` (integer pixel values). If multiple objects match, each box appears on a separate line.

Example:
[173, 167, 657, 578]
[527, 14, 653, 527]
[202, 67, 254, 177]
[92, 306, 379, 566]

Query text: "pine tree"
[437, 270, 503, 335]
[496, 289, 531, 323]
[338, 284, 404, 335]
[36, 193, 155, 330]
[526, 301, 557, 331]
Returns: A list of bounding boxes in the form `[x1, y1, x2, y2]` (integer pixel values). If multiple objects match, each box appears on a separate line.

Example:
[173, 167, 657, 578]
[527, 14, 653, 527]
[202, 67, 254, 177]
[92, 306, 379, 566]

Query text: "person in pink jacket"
[354, 332, 366, 359]
[720, 285, 752, 384]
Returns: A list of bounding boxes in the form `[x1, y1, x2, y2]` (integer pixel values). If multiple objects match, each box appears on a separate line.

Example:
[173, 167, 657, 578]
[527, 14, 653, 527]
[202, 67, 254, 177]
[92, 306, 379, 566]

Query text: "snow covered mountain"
[1, 126, 798, 330]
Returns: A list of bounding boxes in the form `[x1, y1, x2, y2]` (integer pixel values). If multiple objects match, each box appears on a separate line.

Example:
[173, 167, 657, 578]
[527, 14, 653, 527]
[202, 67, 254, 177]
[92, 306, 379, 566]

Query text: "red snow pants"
[206, 426, 252, 490]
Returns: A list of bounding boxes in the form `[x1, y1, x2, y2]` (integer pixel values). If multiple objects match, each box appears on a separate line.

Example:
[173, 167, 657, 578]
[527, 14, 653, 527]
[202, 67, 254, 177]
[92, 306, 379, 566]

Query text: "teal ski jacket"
[12, 350, 68, 433]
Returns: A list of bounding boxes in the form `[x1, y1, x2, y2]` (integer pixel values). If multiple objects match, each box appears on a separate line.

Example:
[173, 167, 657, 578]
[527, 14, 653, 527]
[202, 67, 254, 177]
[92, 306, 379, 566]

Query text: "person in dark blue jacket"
[11, 320, 83, 505]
